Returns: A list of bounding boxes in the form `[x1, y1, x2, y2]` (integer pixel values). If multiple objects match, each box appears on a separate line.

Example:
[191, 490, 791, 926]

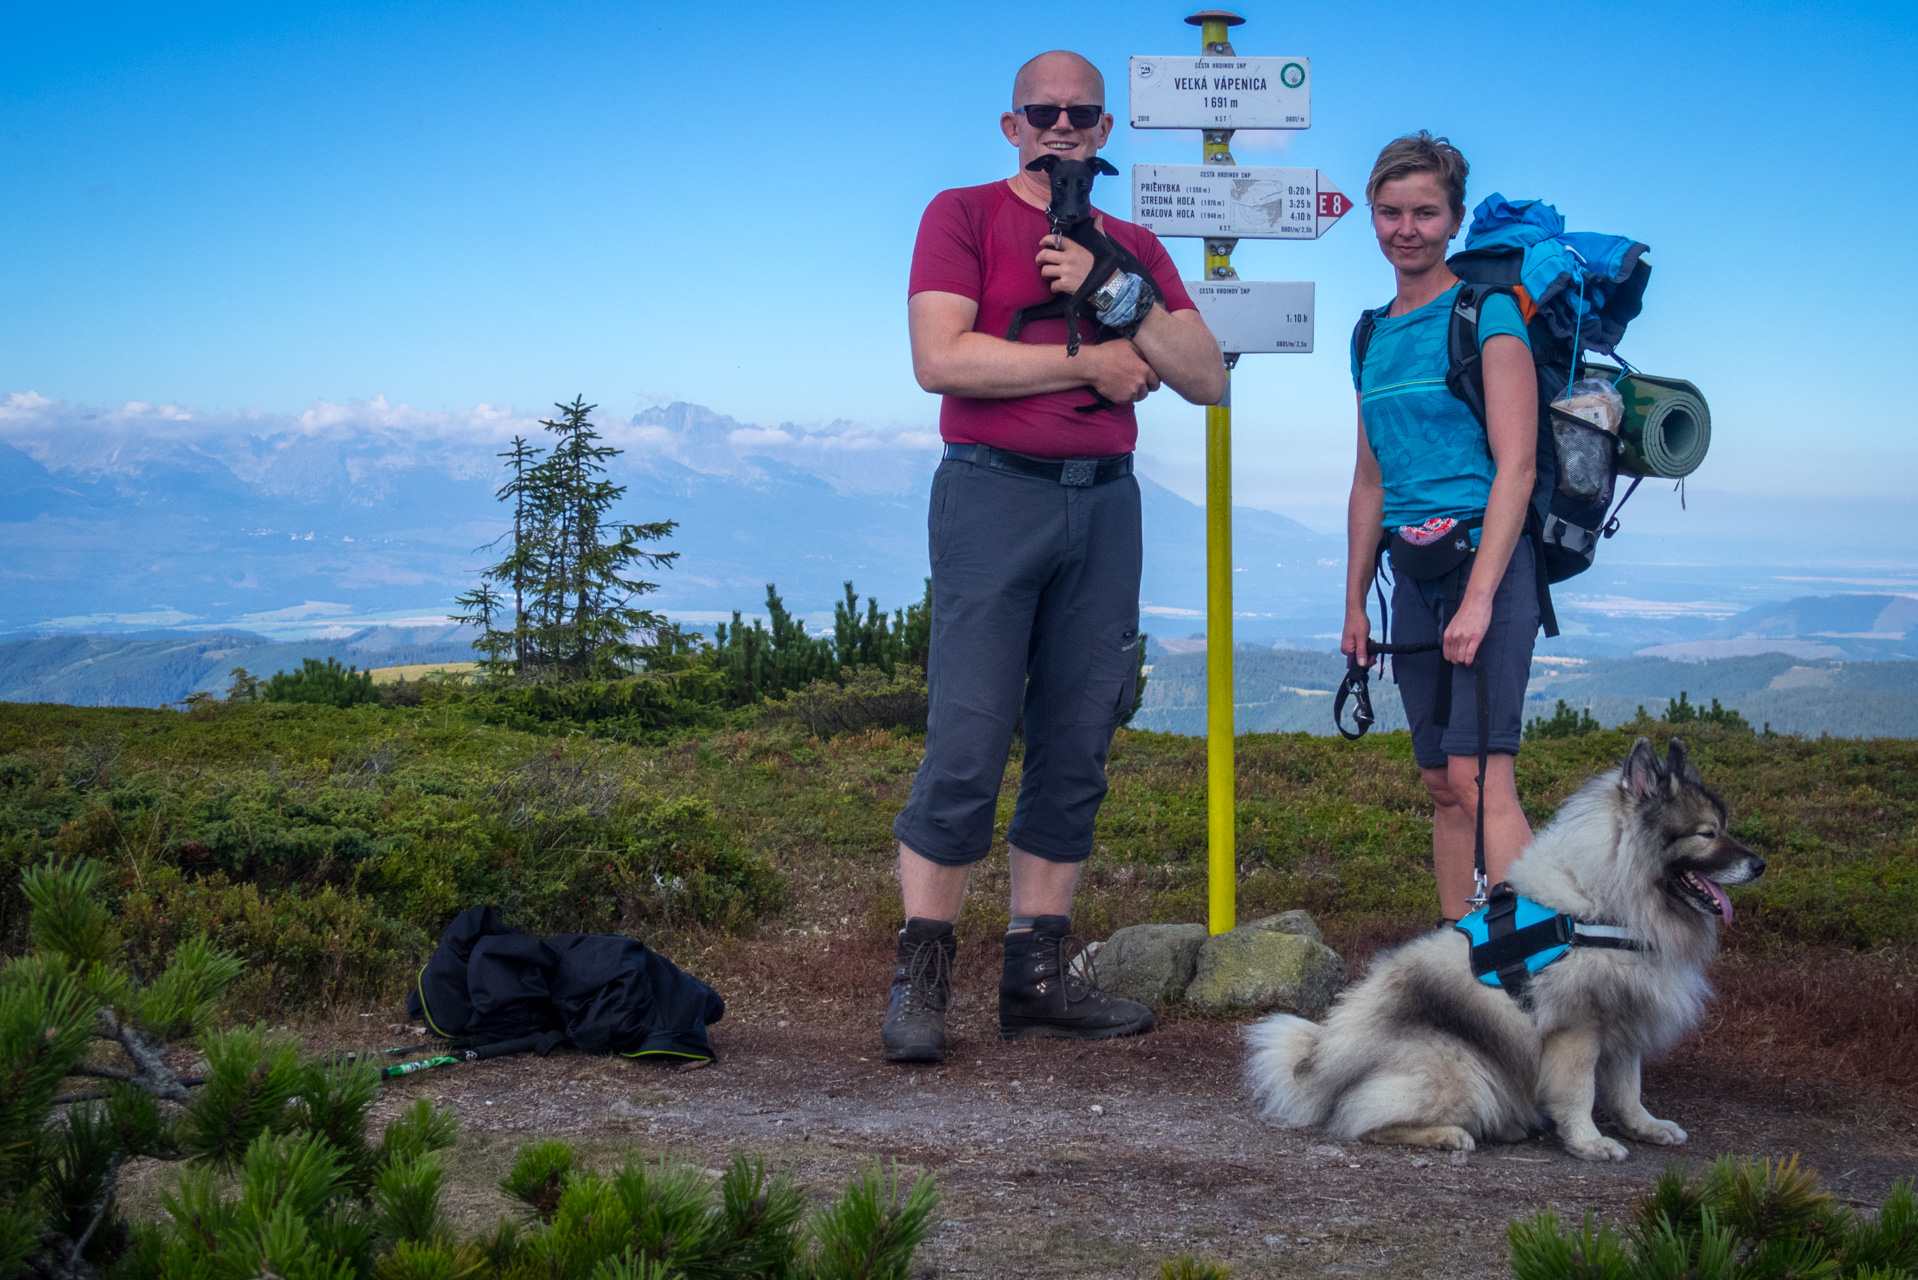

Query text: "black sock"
[1007, 914, 1039, 933]
[902, 917, 955, 943]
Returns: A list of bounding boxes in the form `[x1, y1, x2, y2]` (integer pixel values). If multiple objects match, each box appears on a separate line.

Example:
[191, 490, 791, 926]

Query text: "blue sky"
[3, 0, 1913, 534]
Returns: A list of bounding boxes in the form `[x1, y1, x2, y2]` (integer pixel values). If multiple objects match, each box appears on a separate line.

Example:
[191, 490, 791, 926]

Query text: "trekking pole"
[1191, 7, 1245, 937]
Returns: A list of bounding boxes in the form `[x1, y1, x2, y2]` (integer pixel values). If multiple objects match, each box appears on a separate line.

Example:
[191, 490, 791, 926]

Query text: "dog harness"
[1454, 886, 1645, 999]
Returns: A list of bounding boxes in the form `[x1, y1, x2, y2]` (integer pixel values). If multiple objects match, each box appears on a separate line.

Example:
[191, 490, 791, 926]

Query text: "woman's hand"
[1443, 592, 1494, 666]
[1342, 605, 1376, 669]
[1036, 227, 1115, 298]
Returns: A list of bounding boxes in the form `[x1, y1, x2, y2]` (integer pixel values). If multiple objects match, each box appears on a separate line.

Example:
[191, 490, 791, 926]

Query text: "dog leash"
[1337, 644, 1490, 911]
[1333, 641, 1436, 740]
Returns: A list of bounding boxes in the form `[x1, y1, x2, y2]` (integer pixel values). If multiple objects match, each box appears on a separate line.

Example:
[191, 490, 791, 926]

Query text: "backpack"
[408, 905, 728, 1062]
[1351, 195, 1655, 638]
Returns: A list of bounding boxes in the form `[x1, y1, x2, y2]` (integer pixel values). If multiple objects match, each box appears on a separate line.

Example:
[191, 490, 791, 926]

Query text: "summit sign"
[1128, 56, 1310, 130]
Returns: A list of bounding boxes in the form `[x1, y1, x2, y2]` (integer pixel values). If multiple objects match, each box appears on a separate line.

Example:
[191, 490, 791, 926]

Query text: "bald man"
[884, 50, 1226, 1063]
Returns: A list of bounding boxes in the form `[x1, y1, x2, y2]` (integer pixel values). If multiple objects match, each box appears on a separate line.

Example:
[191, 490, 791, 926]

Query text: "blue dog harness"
[1454, 886, 1644, 998]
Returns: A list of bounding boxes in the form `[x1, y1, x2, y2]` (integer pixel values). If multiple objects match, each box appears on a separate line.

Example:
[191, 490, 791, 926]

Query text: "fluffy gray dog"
[1246, 737, 1765, 1161]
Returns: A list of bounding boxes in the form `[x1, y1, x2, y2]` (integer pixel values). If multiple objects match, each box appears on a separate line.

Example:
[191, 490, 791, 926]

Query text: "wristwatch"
[1089, 272, 1127, 313]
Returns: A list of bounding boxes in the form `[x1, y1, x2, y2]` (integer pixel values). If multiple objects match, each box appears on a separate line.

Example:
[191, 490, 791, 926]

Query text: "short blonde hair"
[1365, 131, 1469, 218]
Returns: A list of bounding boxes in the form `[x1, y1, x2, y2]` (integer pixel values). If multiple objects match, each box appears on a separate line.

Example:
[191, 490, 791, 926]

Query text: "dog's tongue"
[1703, 877, 1733, 922]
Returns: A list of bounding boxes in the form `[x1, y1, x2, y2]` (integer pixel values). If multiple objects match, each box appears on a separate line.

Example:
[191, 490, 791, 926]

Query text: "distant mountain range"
[2, 391, 1911, 671]
[0, 625, 477, 708]
[0, 393, 1340, 638]
[1134, 648, 1918, 739]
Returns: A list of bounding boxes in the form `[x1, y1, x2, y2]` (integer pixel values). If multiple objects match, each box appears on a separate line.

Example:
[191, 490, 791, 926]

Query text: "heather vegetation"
[1, 691, 1912, 1025]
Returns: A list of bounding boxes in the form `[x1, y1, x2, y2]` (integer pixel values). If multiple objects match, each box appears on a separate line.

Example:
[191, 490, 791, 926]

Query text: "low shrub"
[1507, 1155, 1916, 1278]
[261, 657, 382, 709]
[759, 667, 929, 739]
[462, 669, 733, 742]
[115, 866, 426, 1015]
[493, 1143, 937, 1280]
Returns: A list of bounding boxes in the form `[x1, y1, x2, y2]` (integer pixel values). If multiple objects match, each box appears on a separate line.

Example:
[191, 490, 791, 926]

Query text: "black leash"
[1334, 641, 1437, 740]
[1336, 580, 1493, 911]
[1470, 659, 1490, 911]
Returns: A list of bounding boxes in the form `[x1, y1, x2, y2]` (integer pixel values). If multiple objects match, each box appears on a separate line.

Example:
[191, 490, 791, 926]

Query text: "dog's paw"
[1624, 1117, 1687, 1146]
[1565, 1134, 1630, 1162]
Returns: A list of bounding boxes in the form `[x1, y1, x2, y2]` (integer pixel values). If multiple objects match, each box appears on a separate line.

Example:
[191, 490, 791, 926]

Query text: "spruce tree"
[460, 398, 678, 683]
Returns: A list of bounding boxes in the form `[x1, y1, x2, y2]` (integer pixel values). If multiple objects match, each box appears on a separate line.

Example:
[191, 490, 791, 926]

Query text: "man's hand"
[1085, 340, 1159, 404]
[1036, 229, 1113, 298]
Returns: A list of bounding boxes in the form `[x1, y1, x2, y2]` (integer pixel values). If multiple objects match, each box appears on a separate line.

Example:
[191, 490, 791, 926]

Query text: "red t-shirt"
[908, 179, 1197, 459]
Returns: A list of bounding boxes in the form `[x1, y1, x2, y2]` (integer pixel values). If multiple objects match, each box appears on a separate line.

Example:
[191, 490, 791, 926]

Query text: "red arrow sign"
[1318, 189, 1351, 219]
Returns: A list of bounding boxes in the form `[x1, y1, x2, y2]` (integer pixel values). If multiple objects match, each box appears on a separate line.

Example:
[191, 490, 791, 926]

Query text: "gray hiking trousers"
[893, 454, 1143, 866]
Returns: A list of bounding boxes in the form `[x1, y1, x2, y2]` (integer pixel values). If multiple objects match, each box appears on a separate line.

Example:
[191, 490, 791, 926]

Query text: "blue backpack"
[1351, 194, 1654, 637]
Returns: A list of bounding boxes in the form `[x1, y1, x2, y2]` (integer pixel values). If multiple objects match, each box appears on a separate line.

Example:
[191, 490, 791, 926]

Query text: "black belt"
[942, 442, 1133, 487]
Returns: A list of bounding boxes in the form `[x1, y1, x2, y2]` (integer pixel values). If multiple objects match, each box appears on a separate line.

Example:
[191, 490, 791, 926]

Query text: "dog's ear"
[1025, 155, 1061, 173]
[1620, 737, 1664, 803]
[1664, 737, 1699, 787]
[1089, 156, 1119, 176]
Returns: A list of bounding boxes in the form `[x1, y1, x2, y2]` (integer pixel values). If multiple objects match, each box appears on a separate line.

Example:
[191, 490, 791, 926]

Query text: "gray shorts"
[893, 456, 1142, 866]
[1390, 538, 1539, 770]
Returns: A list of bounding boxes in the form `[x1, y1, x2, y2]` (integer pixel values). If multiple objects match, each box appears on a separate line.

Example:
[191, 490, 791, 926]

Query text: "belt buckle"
[1059, 459, 1096, 487]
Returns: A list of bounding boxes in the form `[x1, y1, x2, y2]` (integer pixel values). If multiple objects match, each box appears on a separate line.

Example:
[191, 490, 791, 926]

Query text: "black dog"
[1004, 155, 1165, 414]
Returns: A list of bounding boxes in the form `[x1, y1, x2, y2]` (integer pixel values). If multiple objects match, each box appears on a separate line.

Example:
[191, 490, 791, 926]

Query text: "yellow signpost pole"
[1189, 9, 1244, 935]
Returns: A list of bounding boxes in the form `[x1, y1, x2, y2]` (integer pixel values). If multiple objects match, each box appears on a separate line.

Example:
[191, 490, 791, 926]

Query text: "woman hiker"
[1341, 131, 1541, 925]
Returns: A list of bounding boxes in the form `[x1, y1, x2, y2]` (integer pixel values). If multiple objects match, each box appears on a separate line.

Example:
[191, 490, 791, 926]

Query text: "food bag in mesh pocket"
[1549, 407, 1620, 506]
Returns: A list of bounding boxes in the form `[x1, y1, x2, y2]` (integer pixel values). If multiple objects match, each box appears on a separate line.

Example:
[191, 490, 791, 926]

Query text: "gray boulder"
[1186, 925, 1347, 1017]
[1096, 922, 1209, 1004]
[1238, 909, 1324, 944]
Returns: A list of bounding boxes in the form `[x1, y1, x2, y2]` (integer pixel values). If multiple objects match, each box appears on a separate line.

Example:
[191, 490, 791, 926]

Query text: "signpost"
[1130, 10, 1344, 935]
[1132, 164, 1350, 239]
[1128, 55, 1311, 129]
[1186, 281, 1314, 354]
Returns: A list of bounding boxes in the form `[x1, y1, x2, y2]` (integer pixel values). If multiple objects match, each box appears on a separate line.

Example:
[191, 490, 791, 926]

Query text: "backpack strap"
[1350, 302, 1394, 392]
[1443, 284, 1562, 639]
[1444, 284, 1493, 426]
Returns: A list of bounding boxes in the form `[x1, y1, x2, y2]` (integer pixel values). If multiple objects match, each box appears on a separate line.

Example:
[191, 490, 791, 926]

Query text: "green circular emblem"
[1280, 62, 1305, 89]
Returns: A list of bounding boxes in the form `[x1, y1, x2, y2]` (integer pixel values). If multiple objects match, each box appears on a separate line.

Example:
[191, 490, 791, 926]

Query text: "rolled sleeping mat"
[1589, 366, 1711, 478]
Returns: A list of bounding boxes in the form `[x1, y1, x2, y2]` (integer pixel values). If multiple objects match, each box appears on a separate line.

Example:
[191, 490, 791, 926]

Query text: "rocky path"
[359, 986, 1917, 1280]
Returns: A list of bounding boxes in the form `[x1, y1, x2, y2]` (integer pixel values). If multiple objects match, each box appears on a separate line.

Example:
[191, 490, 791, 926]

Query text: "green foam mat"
[1588, 366, 1712, 479]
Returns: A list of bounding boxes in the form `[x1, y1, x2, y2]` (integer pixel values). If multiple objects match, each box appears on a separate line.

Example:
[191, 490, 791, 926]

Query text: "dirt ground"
[282, 947, 1918, 1280]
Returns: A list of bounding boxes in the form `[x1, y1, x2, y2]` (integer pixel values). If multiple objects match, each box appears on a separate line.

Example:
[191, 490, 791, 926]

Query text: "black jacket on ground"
[407, 906, 725, 1061]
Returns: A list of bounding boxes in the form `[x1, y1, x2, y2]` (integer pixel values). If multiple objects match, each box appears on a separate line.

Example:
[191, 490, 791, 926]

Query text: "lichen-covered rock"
[1097, 922, 1208, 1003]
[1238, 909, 1324, 944]
[1235, 905, 1327, 948]
[1186, 928, 1347, 1017]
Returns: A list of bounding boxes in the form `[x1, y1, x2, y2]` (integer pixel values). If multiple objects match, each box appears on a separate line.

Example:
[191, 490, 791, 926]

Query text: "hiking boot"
[999, 916, 1154, 1041]
[881, 918, 957, 1063]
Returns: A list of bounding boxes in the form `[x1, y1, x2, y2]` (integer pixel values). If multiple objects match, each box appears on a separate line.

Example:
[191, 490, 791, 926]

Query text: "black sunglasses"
[1019, 103, 1104, 130]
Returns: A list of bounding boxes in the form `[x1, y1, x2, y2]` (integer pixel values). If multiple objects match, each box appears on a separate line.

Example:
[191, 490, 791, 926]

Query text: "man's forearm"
[916, 331, 1106, 400]
[1130, 306, 1226, 405]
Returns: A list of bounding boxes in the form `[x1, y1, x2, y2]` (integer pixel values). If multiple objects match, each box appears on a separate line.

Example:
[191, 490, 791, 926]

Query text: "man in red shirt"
[885, 50, 1225, 1062]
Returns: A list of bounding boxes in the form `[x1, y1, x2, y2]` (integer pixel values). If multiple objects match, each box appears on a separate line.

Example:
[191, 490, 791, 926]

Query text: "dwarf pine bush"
[1525, 699, 1603, 740]
[261, 657, 381, 709]
[1507, 1154, 1917, 1279]
[2, 859, 936, 1280]
[487, 1145, 936, 1280]
[0, 856, 460, 1280]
